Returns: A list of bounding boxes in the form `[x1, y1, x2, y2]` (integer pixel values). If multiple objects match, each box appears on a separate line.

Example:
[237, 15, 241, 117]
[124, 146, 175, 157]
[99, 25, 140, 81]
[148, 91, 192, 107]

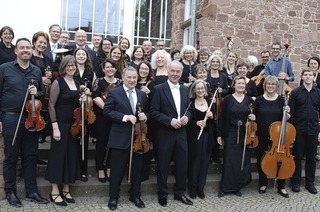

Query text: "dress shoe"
[62, 191, 75, 203]
[217, 191, 224, 198]
[108, 198, 118, 211]
[278, 190, 289, 198]
[212, 157, 222, 164]
[174, 195, 193, 205]
[292, 184, 300, 192]
[98, 177, 107, 183]
[129, 196, 145, 208]
[305, 185, 318, 194]
[158, 197, 167, 207]
[38, 135, 45, 143]
[81, 175, 88, 182]
[37, 159, 47, 165]
[50, 194, 67, 206]
[189, 190, 196, 199]
[233, 191, 242, 197]
[26, 192, 49, 204]
[258, 186, 267, 194]
[6, 191, 22, 208]
[197, 191, 205, 199]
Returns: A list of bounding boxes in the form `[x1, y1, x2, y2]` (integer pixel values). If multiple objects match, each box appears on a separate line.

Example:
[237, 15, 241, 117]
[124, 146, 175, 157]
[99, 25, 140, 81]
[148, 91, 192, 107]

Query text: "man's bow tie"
[170, 84, 180, 89]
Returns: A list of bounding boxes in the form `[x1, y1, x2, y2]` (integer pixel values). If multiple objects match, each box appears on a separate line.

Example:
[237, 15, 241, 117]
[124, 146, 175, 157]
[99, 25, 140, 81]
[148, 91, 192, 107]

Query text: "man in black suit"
[43, 24, 61, 65]
[70, 29, 96, 62]
[150, 60, 193, 207]
[103, 66, 148, 210]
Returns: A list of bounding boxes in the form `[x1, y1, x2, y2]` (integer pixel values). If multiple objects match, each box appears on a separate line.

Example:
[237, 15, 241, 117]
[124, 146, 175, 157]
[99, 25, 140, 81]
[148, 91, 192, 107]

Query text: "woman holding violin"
[92, 58, 121, 182]
[187, 79, 215, 199]
[217, 76, 255, 197]
[136, 61, 154, 181]
[45, 55, 90, 206]
[207, 55, 229, 130]
[73, 47, 96, 182]
[254, 75, 290, 198]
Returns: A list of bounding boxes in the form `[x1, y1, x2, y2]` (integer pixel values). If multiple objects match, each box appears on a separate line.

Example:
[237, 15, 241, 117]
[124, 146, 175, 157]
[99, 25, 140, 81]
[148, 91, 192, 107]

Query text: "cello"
[261, 90, 296, 180]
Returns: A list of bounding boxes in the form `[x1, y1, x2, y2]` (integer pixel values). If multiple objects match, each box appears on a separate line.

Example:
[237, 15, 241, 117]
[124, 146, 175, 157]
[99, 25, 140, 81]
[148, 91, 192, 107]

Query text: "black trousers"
[292, 134, 318, 186]
[109, 148, 143, 199]
[2, 113, 39, 195]
[188, 133, 211, 193]
[156, 132, 188, 198]
[95, 114, 111, 170]
[256, 136, 285, 189]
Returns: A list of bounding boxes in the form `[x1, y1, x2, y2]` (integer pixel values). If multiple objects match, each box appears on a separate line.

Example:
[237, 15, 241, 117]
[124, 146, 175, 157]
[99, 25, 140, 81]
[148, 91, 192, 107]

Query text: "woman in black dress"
[92, 58, 121, 182]
[150, 50, 171, 85]
[0, 26, 16, 65]
[187, 79, 214, 199]
[46, 55, 90, 206]
[180, 45, 197, 87]
[254, 75, 290, 198]
[128, 46, 145, 70]
[73, 47, 97, 182]
[217, 76, 255, 197]
[236, 59, 257, 99]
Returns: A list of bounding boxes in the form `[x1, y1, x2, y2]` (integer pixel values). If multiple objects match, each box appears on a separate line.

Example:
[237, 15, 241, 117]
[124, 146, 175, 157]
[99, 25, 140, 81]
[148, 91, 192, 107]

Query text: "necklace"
[196, 99, 206, 106]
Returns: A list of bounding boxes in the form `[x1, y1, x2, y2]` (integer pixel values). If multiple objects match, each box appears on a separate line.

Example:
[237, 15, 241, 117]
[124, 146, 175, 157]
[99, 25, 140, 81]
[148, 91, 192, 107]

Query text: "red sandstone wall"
[171, 0, 320, 86]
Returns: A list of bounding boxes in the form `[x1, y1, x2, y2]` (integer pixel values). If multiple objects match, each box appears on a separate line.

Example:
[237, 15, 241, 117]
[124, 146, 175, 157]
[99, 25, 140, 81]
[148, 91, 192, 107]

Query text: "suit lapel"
[163, 82, 178, 114]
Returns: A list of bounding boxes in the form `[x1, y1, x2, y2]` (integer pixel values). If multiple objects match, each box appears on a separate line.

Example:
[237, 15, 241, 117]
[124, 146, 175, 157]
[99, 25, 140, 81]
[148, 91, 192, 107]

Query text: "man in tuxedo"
[150, 60, 193, 207]
[103, 66, 148, 210]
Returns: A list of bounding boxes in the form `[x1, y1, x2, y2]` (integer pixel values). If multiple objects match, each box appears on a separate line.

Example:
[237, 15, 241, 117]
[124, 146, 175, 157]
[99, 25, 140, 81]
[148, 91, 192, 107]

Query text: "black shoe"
[212, 157, 222, 164]
[26, 192, 49, 204]
[218, 191, 224, 198]
[98, 177, 107, 183]
[174, 195, 193, 205]
[158, 197, 167, 207]
[197, 191, 205, 199]
[305, 185, 318, 194]
[278, 189, 289, 198]
[62, 191, 75, 203]
[129, 196, 145, 208]
[292, 184, 300, 192]
[81, 175, 88, 182]
[258, 186, 267, 194]
[38, 135, 45, 143]
[233, 191, 242, 197]
[50, 194, 67, 206]
[189, 191, 196, 199]
[108, 198, 118, 211]
[6, 191, 22, 208]
[36, 159, 47, 165]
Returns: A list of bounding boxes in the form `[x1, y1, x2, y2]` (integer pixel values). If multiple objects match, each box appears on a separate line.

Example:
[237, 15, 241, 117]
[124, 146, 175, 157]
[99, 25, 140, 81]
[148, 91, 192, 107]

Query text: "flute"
[197, 89, 218, 140]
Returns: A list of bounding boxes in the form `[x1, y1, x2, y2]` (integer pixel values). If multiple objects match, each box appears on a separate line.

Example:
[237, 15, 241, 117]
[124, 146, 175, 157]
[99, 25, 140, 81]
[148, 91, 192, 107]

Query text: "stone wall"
[171, 0, 320, 87]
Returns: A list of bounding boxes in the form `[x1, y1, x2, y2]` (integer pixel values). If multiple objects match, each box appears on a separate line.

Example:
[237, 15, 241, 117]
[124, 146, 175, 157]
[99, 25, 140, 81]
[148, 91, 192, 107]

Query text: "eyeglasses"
[66, 64, 76, 68]
[102, 43, 111, 46]
[60, 36, 69, 39]
[272, 48, 280, 50]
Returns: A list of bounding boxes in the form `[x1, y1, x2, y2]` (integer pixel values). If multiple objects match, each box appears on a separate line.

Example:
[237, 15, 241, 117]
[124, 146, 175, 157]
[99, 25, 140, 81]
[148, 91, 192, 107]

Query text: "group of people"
[0, 23, 320, 211]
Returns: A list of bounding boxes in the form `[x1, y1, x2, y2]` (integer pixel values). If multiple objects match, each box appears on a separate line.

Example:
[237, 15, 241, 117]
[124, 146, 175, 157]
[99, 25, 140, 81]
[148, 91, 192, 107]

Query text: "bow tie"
[170, 84, 180, 89]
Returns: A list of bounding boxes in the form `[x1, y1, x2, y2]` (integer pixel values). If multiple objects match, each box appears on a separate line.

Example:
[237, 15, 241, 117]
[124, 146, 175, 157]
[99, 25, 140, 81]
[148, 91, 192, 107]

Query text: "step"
[13, 169, 320, 199]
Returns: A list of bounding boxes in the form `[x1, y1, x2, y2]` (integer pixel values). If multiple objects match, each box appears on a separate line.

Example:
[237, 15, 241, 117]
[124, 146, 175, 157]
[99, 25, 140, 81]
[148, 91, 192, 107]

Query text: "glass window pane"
[81, 0, 93, 32]
[93, 0, 107, 34]
[67, 0, 80, 31]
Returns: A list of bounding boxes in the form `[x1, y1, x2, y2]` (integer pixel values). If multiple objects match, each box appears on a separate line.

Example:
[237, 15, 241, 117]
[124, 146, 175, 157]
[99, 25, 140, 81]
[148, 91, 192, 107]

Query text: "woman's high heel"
[50, 194, 67, 206]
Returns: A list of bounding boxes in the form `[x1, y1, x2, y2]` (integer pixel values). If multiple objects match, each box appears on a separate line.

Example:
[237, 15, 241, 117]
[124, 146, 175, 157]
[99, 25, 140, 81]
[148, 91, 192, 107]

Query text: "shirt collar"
[123, 85, 135, 93]
[167, 80, 180, 89]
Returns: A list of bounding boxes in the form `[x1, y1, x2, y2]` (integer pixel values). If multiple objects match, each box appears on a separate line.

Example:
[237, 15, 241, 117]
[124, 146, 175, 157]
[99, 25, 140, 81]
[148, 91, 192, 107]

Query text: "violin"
[101, 83, 116, 102]
[133, 102, 150, 154]
[261, 90, 296, 179]
[70, 79, 96, 138]
[245, 103, 258, 148]
[25, 80, 45, 132]
[42, 66, 52, 110]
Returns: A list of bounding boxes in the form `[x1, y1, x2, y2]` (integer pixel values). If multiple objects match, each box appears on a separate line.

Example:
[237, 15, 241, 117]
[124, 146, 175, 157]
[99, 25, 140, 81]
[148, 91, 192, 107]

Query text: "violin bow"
[12, 86, 30, 146]
[241, 117, 249, 171]
[128, 125, 134, 183]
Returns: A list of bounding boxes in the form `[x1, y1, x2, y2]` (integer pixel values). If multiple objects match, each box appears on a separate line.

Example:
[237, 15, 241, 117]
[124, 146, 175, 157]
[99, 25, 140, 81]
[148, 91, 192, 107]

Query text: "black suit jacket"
[103, 86, 148, 149]
[150, 81, 191, 136]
